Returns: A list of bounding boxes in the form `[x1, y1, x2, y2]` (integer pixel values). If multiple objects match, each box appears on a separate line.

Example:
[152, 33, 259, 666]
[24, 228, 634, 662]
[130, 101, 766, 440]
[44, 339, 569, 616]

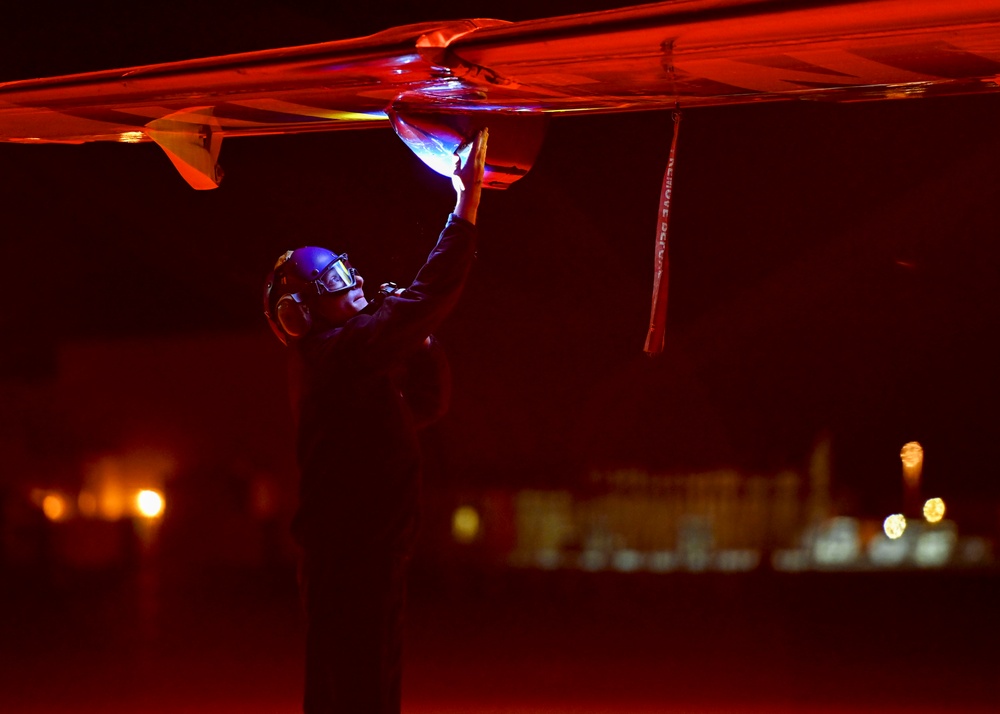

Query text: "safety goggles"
[315, 253, 357, 295]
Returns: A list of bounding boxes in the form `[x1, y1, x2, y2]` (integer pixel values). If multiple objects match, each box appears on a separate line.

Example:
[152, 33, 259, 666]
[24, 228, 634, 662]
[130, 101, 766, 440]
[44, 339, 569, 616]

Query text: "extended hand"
[453, 127, 488, 225]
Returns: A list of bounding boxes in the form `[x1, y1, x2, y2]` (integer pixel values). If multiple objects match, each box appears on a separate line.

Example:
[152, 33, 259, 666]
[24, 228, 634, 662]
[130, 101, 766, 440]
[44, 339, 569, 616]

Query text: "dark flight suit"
[290, 214, 477, 714]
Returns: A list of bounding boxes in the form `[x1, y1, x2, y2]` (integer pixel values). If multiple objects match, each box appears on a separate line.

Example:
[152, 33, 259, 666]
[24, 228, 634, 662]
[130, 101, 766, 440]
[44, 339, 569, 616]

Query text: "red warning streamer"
[644, 110, 681, 356]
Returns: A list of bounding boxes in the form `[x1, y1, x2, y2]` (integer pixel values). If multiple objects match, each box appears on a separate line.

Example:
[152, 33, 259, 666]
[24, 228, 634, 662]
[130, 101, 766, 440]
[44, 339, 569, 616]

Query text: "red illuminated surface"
[1, 568, 994, 714]
[1, 0, 1000, 188]
[4, 0, 1000, 138]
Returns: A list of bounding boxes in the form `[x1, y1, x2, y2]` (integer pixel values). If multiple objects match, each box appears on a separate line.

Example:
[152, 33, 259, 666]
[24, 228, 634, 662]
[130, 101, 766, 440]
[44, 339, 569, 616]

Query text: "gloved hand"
[453, 127, 488, 225]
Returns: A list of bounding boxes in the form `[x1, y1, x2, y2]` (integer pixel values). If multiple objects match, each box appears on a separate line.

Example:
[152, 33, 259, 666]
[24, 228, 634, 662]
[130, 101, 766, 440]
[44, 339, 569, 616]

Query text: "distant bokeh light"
[900, 441, 924, 486]
[99, 482, 126, 520]
[884, 513, 907, 539]
[452, 505, 480, 544]
[813, 517, 861, 566]
[914, 526, 957, 567]
[42, 493, 68, 522]
[899, 442, 924, 469]
[923, 497, 946, 523]
[136, 489, 165, 518]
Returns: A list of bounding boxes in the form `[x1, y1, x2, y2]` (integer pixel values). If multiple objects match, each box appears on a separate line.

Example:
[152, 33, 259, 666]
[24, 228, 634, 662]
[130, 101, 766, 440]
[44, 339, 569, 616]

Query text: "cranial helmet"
[263, 246, 357, 344]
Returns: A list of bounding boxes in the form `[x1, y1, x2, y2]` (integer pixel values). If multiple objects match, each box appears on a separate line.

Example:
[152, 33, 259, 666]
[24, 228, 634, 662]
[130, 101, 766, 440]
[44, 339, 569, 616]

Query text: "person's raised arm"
[452, 128, 488, 225]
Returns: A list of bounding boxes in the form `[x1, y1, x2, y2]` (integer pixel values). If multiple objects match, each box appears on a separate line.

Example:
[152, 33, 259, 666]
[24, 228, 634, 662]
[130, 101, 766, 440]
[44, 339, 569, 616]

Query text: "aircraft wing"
[2, 0, 1000, 188]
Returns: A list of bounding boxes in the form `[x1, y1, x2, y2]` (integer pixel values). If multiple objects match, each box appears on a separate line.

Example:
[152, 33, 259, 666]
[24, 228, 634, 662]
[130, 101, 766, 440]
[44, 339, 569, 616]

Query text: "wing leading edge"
[2, 0, 1000, 188]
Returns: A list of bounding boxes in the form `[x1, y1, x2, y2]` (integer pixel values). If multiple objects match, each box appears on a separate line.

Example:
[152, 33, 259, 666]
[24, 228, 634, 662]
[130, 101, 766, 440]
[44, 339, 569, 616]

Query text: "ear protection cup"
[275, 293, 312, 339]
[264, 246, 346, 345]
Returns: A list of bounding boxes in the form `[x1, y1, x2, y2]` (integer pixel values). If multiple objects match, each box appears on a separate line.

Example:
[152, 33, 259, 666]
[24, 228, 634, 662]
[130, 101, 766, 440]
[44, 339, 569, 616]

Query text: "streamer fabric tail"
[644, 110, 681, 356]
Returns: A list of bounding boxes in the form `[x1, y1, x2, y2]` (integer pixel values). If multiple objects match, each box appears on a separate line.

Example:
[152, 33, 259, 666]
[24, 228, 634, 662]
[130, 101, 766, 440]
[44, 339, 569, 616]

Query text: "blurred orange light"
[899, 441, 924, 469]
[884, 513, 907, 540]
[900, 441, 924, 486]
[136, 489, 165, 518]
[923, 497, 945, 524]
[42, 493, 68, 522]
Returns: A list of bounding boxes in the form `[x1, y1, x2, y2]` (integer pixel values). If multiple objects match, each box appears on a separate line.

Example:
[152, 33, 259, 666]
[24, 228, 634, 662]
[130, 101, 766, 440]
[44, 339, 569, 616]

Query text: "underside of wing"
[2, 0, 999, 188]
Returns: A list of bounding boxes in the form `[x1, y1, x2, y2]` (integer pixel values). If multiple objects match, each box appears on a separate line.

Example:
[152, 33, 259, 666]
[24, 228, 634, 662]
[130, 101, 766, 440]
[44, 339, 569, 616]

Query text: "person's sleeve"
[306, 215, 477, 372]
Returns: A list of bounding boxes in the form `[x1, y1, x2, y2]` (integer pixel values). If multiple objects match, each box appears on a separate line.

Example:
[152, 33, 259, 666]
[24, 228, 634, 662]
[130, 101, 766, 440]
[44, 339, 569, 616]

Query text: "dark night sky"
[3, 1, 1000, 520]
